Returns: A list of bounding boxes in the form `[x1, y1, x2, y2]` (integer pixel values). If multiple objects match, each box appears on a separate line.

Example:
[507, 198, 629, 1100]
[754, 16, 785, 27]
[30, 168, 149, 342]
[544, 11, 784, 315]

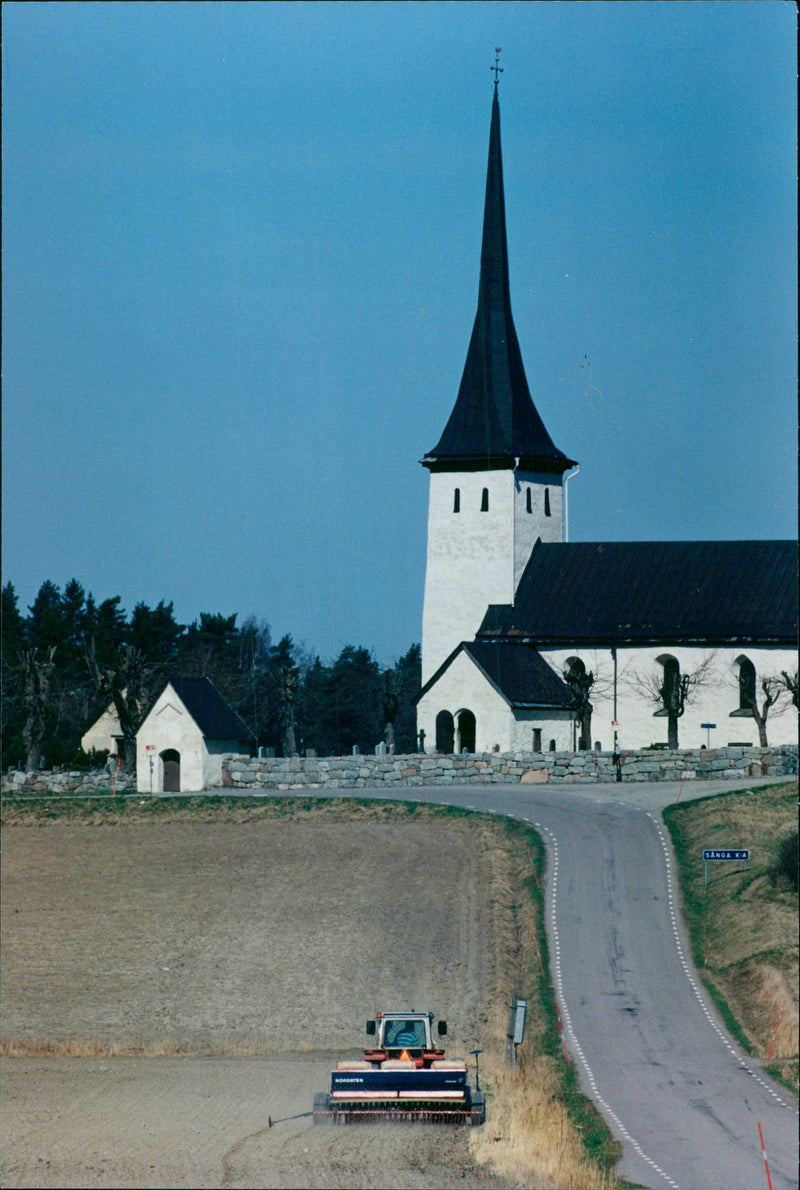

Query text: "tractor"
[313, 1010, 485, 1124]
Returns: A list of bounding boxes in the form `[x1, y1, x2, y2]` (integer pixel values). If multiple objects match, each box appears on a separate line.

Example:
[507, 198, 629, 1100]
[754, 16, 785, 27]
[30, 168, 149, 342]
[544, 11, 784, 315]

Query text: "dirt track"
[1, 810, 526, 1189]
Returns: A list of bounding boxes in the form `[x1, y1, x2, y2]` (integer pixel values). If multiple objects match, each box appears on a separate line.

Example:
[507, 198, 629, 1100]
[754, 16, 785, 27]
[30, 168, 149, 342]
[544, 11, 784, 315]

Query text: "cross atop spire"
[490, 47, 503, 87]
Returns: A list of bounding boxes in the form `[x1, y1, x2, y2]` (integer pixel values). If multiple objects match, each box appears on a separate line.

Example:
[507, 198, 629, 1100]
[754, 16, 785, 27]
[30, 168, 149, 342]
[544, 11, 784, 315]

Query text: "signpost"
[703, 848, 749, 888]
[611, 720, 622, 782]
[145, 744, 156, 794]
[700, 722, 716, 748]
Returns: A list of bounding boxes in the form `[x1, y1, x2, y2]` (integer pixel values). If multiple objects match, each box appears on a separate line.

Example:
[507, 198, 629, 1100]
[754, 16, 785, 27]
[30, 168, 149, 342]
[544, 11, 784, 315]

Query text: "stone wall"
[2, 768, 135, 795]
[3, 745, 795, 796]
[220, 745, 797, 791]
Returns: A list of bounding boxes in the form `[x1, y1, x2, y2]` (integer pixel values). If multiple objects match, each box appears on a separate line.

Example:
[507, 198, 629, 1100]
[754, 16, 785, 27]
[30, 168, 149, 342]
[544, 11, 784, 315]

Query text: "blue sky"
[3, 1, 796, 666]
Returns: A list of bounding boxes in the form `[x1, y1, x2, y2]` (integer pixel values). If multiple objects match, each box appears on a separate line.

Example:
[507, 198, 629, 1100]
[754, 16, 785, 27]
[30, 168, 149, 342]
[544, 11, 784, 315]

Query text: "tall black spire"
[423, 82, 575, 473]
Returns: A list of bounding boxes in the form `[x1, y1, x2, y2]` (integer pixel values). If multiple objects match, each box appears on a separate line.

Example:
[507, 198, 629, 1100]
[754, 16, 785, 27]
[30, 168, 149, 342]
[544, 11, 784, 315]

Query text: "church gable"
[418, 640, 571, 708]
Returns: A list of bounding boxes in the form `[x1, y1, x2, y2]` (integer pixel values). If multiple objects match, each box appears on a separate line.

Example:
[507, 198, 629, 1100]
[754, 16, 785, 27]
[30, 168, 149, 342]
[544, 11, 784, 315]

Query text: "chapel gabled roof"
[422, 86, 576, 474]
[477, 540, 799, 646]
[416, 639, 572, 709]
[168, 676, 255, 741]
[463, 641, 573, 706]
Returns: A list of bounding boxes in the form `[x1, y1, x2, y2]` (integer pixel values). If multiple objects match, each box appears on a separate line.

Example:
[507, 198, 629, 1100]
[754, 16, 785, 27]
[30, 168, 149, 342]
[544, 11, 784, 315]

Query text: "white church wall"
[422, 471, 516, 683]
[542, 645, 798, 753]
[422, 469, 567, 684]
[508, 706, 575, 753]
[512, 470, 563, 588]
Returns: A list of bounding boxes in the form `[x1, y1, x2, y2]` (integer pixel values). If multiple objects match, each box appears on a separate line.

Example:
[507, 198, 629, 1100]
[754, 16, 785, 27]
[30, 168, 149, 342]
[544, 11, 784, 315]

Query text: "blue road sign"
[703, 848, 749, 887]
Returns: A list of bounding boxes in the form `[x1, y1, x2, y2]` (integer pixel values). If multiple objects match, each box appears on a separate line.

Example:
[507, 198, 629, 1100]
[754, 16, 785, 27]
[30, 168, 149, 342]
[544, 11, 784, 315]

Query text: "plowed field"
[1, 808, 527, 1189]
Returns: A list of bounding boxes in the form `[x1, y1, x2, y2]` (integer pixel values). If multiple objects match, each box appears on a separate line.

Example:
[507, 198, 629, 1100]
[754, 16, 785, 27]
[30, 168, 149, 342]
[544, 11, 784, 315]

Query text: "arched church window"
[656, 655, 681, 713]
[435, 711, 455, 754]
[735, 655, 756, 711]
[526, 488, 532, 514]
[481, 488, 489, 512]
[457, 709, 476, 753]
[453, 488, 460, 513]
[544, 488, 551, 516]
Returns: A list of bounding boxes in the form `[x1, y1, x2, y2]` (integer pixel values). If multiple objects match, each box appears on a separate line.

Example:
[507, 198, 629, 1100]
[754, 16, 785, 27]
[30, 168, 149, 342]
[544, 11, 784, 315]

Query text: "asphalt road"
[267, 776, 797, 1190]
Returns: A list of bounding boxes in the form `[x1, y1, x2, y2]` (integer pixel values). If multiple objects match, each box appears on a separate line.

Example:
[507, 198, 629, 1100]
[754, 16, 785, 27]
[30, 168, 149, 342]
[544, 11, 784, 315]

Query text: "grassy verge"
[663, 780, 798, 1093]
[0, 791, 469, 826]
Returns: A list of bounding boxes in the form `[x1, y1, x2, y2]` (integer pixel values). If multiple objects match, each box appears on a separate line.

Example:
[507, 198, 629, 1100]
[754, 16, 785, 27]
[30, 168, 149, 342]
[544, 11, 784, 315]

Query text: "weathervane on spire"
[491, 47, 503, 87]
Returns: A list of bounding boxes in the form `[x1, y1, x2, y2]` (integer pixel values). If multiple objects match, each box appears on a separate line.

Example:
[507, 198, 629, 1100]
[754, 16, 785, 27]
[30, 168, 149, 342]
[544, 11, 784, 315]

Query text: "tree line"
[1, 580, 421, 771]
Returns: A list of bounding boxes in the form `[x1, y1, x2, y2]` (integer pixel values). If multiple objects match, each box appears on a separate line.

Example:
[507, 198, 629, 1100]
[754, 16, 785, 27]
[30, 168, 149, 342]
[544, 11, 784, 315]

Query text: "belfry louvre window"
[481, 488, 489, 512]
[453, 488, 461, 513]
[526, 488, 532, 513]
[544, 488, 551, 516]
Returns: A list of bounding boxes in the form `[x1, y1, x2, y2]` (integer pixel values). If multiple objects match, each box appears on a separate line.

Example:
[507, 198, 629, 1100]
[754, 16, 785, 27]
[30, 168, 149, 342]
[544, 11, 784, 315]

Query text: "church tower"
[421, 71, 576, 684]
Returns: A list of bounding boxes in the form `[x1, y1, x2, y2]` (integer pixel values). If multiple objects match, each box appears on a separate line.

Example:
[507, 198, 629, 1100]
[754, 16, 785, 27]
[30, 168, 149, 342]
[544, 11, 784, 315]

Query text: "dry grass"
[0, 1037, 271, 1058]
[471, 1051, 616, 1190]
[664, 780, 799, 1090]
[467, 824, 619, 1190]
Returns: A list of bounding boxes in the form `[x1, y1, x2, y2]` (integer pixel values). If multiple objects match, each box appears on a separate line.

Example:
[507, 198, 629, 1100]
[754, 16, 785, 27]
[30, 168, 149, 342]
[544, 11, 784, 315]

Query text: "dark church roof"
[478, 540, 798, 646]
[417, 639, 572, 708]
[169, 676, 255, 741]
[422, 87, 575, 475]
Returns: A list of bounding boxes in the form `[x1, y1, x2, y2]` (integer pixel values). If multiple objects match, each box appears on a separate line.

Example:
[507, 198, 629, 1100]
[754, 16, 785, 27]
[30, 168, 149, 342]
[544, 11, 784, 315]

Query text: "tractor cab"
[365, 1010, 447, 1065]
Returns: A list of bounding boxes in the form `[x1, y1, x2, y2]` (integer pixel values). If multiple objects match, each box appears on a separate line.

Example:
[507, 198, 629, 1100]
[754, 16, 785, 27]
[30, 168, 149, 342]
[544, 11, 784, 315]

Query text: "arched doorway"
[456, 709, 476, 753]
[161, 749, 180, 792]
[435, 711, 454, 754]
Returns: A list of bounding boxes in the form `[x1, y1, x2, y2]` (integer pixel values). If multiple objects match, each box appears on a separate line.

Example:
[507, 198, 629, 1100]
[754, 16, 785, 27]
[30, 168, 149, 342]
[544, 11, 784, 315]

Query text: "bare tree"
[744, 675, 790, 747]
[780, 669, 798, 710]
[20, 647, 57, 770]
[383, 673, 399, 755]
[563, 657, 595, 750]
[561, 653, 614, 750]
[631, 654, 716, 749]
[278, 661, 299, 757]
[85, 641, 150, 769]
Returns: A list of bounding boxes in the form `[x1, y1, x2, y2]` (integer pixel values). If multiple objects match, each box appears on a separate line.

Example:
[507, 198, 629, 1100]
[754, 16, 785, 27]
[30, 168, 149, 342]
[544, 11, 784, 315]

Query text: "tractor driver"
[392, 1020, 423, 1048]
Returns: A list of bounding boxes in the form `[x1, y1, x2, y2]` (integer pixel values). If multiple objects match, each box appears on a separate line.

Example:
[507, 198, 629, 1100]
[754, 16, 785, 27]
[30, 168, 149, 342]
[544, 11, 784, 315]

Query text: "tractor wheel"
[470, 1091, 486, 1126]
[313, 1091, 333, 1124]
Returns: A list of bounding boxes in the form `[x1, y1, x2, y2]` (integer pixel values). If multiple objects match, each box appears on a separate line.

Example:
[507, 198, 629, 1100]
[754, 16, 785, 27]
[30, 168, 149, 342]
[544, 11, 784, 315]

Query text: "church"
[416, 79, 797, 757]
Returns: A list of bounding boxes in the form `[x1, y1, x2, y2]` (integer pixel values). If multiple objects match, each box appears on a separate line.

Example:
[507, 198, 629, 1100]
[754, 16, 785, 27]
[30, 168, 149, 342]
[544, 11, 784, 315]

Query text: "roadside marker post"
[765, 1004, 785, 1063]
[703, 848, 749, 889]
[757, 1121, 773, 1190]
